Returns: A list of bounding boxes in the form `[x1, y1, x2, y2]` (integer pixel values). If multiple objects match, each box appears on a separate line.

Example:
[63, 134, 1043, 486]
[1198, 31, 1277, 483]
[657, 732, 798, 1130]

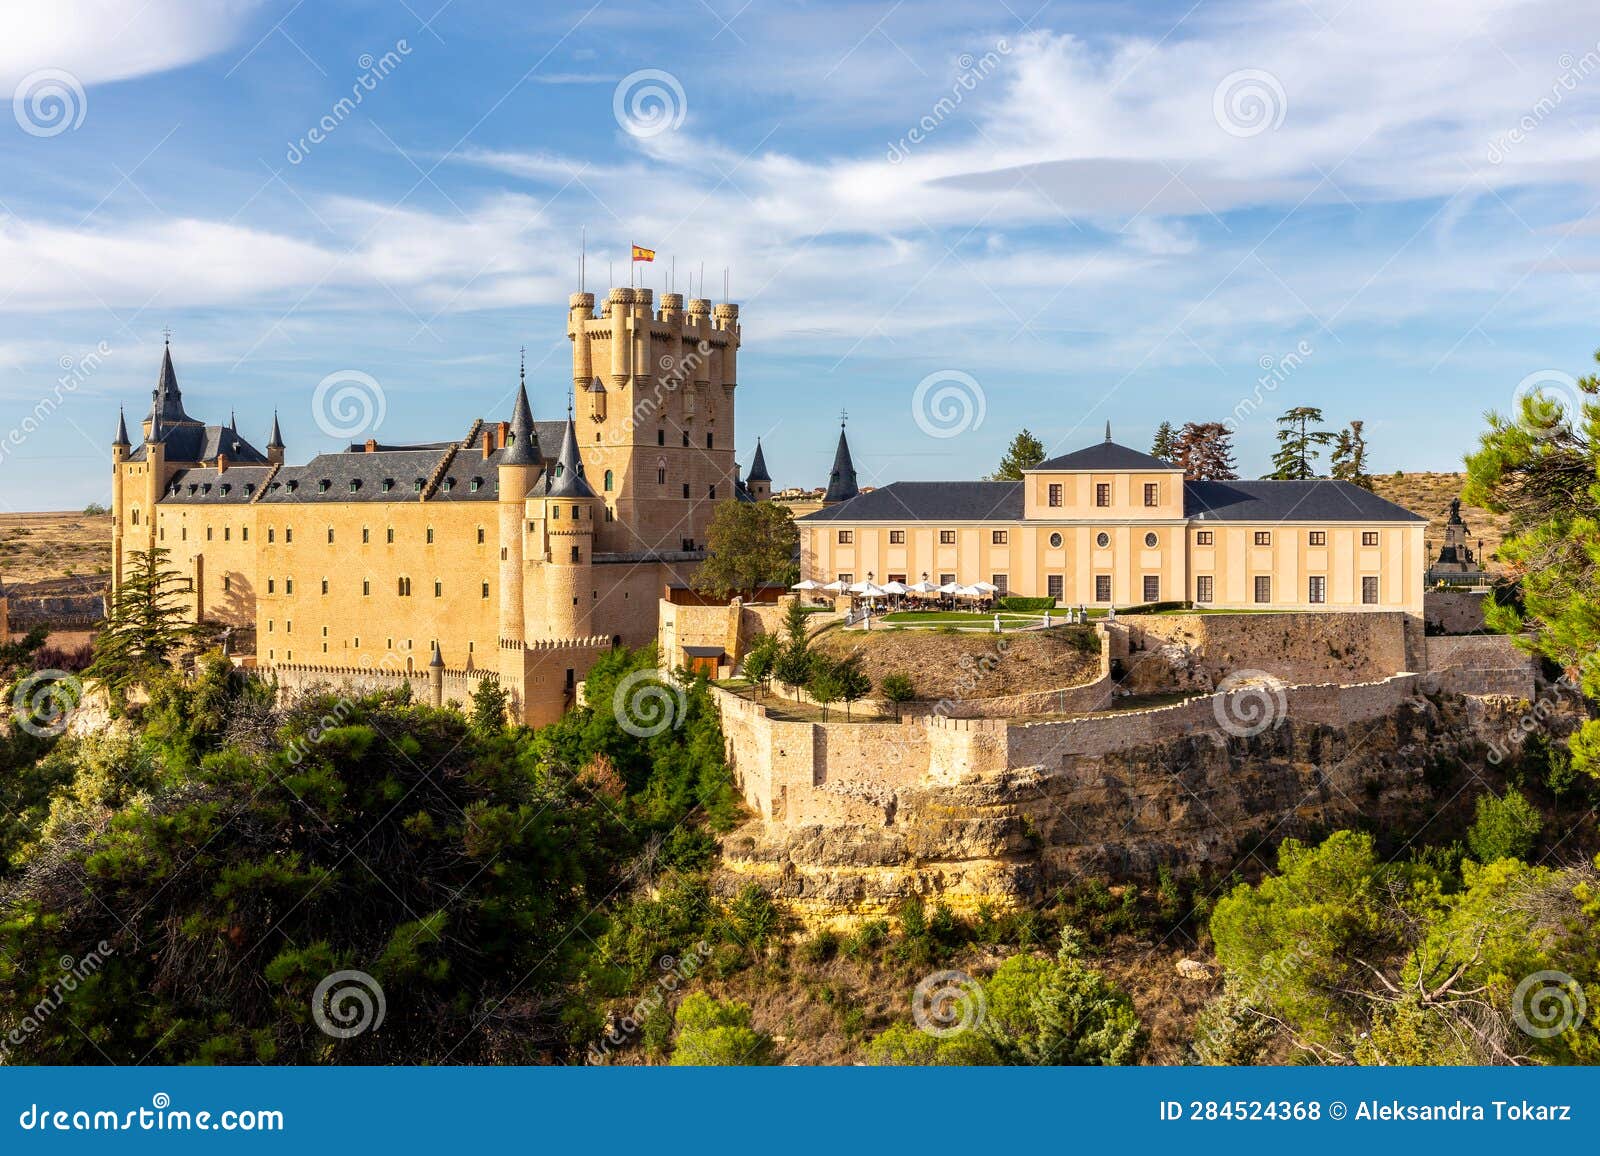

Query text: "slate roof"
[800, 477, 1422, 524]
[257, 448, 459, 504]
[746, 439, 770, 482]
[1184, 479, 1425, 522]
[545, 419, 597, 498]
[824, 425, 859, 503]
[1031, 440, 1174, 472]
[163, 465, 277, 504]
[129, 422, 270, 465]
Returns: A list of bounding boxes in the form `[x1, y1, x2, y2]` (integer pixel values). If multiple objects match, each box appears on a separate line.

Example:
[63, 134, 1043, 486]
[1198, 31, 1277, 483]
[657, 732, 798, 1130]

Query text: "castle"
[111, 287, 757, 724]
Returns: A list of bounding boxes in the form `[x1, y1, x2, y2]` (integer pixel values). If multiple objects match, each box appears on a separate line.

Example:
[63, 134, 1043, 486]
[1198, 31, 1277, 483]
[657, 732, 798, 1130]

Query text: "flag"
[631, 244, 655, 262]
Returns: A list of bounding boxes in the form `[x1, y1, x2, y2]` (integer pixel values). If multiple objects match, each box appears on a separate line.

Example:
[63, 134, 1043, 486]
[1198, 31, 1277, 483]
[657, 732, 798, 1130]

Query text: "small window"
[682, 430, 690, 447]
[657, 429, 665, 446]
[268, 527, 276, 543]
[1095, 483, 1110, 507]
[1144, 531, 1158, 548]
[1095, 574, 1112, 602]
[1196, 575, 1213, 602]
[992, 530, 1008, 545]
[398, 577, 412, 596]
[1142, 575, 1159, 602]
[940, 530, 956, 545]
[1309, 576, 1326, 604]
[1254, 531, 1271, 546]
[426, 527, 434, 544]
[838, 530, 853, 544]
[363, 579, 371, 596]
[552, 505, 560, 520]
[992, 574, 1008, 595]
[321, 578, 329, 595]
[570, 546, 581, 563]
[285, 528, 293, 543]
[327, 527, 334, 543]
[477, 526, 485, 544]
[657, 467, 666, 485]
[682, 483, 690, 499]
[1309, 531, 1326, 546]
[1363, 575, 1380, 604]
[267, 578, 275, 594]
[1143, 482, 1158, 507]
[709, 484, 716, 499]
[604, 469, 614, 492]
[889, 530, 905, 544]
[206, 526, 213, 540]
[937, 573, 953, 585]
[1047, 574, 1064, 600]
[706, 432, 714, 449]
[1254, 575, 1272, 604]
[222, 575, 231, 592]
[1048, 483, 1063, 508]
[434, 580, 442, 597]
[362, 526, 370, 544]
[241, 527, 249, 542]
[285, 578, 294, 594]
[481, 581, 490, 598]
[1362, 531, 1379, 547]
[387, 527, 395, 544]
[1196, 530, 1213, 546]
[1049, 532, 1063, 549]
[1095, 532, 1110, 548]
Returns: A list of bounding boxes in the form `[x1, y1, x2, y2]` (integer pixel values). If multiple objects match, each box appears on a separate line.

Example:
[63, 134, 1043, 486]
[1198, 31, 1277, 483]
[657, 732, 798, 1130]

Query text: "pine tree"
[1269, 407, 1337, 479]
[989, 429, 1046, 480]
[470, 677, 511, 732]
[1150, 421, 1179, 462]
[835, 653, 873, 719]
[1330, 420, 1372, 489]
[1174, 422, 1238, 480]
[87, 547, 203, 696]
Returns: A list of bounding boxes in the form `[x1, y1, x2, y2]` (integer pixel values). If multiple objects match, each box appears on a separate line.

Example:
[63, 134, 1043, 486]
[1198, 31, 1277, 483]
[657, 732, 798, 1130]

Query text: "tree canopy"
[988, 429, 1046, 480]
[692, 500, 799, 600]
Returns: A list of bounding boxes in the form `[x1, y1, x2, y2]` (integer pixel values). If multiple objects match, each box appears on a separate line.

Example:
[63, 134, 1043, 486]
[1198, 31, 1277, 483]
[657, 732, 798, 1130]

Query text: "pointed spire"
[429, 641, 444, 669]
[747, 437, 770, 482]
[113, 406, 129, 448]
[1105, 420, 1112, 444]
[546, 417, 596, 498]
[150, 339, 188, 423]
[267, 410, 284, 450]
[823, 421, 858, 504]
[502, 368, 541, 465]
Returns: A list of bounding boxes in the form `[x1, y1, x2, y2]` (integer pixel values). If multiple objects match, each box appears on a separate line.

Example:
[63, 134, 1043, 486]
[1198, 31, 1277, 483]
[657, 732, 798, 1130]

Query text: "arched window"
[604, 469, 613, 492]
[398, 576, 412, 597]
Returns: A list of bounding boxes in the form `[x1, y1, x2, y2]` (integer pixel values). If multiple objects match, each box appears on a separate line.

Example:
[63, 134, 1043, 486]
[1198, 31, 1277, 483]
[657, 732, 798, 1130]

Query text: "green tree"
[834, 653, 872, 719]
[980, 932, 1144, 1065]
[691, 500, 800, 600]
[806, 655, 843, 720]
[86, 547, 204, 698]
[1269, 406, 1337, 479]
[988, 428, 1046, 480]
[774, 602, 813, 701]
[1330, 419, 1372, 489]
[469, 677, 510, 733]
[880, 672, 917, 719]
[740, 633, 779, 698]
[864, 1020, 999, 1065]
[669, 994, 776, 1065]
[1466, 788, 1542, 863]
[1174, 421, 1238, 480]
[1151, 421, 1179, 462]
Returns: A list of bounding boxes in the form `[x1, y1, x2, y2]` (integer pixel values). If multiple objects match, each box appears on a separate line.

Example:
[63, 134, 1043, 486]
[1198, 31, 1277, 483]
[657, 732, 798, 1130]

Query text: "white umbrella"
[791, 579, 820, 590]
[972, 581, 999, 593]
[907, 580, 940, 595]
[954, 584, 984, 598]
[821, 579, 849, 593]
[847, 580, 876, 593]
[879, 580, 909, 595]
[937, 581, 962, 594]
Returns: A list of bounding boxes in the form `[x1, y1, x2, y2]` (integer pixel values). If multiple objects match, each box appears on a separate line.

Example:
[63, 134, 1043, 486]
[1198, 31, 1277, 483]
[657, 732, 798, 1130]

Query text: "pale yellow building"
[111, 286, 758, 724]
[798, 426, 1426, 614]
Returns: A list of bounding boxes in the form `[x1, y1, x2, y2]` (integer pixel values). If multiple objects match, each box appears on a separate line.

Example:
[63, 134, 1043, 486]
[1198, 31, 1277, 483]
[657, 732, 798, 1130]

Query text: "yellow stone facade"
[111, 286, 745, 725]
[799, 434, 1426, 614]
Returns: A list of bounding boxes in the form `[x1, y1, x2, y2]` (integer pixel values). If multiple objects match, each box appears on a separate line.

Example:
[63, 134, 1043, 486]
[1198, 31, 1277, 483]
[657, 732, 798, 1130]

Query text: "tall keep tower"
[566, 284, 742, 555]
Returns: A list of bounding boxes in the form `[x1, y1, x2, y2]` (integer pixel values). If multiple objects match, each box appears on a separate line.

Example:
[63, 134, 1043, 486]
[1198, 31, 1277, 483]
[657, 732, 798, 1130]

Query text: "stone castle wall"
[1425, 634, 1537, 698]
[1424, 588, 1491, 636]
[1122, 610, 1417, 688]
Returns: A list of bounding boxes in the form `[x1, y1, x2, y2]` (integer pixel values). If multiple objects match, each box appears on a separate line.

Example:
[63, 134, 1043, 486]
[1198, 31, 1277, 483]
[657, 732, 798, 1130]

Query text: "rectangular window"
[992, 530, 1008, 545]
[241, 527, 248, 542]
[1047, 574, 1064, 600]
[267, 578, 275, 594]
[223, 575, 231, 592]
[992, 574, 1008, 594]
[1196, 530, 1213, 546]
[1196, 575, 1213, 603]
[268, 527, 275, 543]
[657, 468, 666, 485]
[1048, 483, 1063, 508]
[1143, 575, 1160, 602]
[321, 578, 329, 595]
[1254, 575, 1272, 604]
[362, 579, 371, 596]
[887, 574, 907, 583]
[1363, 576, 1379, 604]
[889, 530, 905, 544]
[434, 580, 442, 597]
[1309, 576, 1326, 603]
[1362, 531, 1379, 547]
[285, 528, 293, 543]
[477, 527, 485, 544]
[223, 527, 230, 541]
[838, 530, 853, 544]
[682, 483, 690, 499]
[1254, 531, 1271, 546]
[839, 573, 854, 585]
[285, 579, 293, 594]
[938, 573, 954, 586]
[426, 527, 434, 544]
[571, 546, 581, 563]
[1095, 574, 1112, 602]
[1309, 531, 1326, 546]
[940, 530, 956, 545]
[327, 527, 334, 543]
[1095, 483, 1111, 507]
[481, 581, 490, 598]
[206, 527, 213, 540]
[362, 527, 370, 544]
[387, 527, 394, 544]
[1144, 482, 1158, 507]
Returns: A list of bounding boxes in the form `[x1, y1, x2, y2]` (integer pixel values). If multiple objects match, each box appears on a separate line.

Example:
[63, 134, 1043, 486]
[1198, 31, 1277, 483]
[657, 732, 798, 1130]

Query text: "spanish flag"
[631, 243, 655, 263]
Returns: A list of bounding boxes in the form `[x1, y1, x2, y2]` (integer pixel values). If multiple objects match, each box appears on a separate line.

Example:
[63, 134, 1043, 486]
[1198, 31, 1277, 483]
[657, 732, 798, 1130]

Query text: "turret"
[540, 417, 598, 639]
[568, 293, 595, 391]
[112, 407, 130, 462]
[746, 437, 771, 501]
[428, 642, 444, 708]
[823, 419, 858, 505]
[266, 411, 285, 466]
[497, 373, 543, 648]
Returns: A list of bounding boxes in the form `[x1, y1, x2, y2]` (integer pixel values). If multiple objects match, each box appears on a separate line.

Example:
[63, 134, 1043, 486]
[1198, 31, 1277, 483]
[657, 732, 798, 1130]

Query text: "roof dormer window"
[318, 479, 331, 493]
[382, 478, 393, 492]
[470, 477, 482, 492]
[413, 478, 424, 492]
[349, 479, 360, 493]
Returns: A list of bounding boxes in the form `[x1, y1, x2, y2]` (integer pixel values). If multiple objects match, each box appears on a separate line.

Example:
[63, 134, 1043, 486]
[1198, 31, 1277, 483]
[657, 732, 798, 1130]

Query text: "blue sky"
[2, 0, 1599, 511]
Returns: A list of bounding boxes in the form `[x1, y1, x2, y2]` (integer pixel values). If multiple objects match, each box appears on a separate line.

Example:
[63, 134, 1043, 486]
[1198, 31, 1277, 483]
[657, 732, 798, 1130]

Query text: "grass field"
[0, 510, 111, 594]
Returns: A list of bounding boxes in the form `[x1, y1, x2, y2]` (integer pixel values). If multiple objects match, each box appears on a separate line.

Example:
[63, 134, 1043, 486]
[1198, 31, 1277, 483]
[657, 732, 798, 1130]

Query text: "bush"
[1466, 788, 1542, 863]
[669, 994, 776, 1065]
[996, 596, 1055, 612]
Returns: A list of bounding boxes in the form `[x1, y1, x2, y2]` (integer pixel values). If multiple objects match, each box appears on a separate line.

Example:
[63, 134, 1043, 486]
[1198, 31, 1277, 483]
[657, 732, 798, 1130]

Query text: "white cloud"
[0, 0, 257, 88]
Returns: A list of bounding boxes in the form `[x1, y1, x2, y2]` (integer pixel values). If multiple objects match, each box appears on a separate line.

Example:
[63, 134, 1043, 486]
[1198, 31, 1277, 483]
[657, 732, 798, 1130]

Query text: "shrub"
[996, 596, 1055, 612]
[669, 994, 776, 1065]
[1466, 788, 1542, 863]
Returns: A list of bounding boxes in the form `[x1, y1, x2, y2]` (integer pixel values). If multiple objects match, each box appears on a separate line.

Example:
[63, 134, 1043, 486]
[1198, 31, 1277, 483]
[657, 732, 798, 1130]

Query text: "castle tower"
[539, 416, 599, 640]
[497, 374, 543, 650]
[266, 411, 285, 466]
[822, 418, 858, 505]
[110, 408, 130, 588]
[567, 280, 741, 554]
[746, 437, 771, 501]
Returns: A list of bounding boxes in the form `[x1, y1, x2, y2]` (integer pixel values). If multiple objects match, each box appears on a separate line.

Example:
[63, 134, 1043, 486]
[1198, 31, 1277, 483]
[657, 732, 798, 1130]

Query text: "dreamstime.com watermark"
[1224, 339, 1313, 434]
[312, 970, 386, 1039]
[1212, 669, 1289, 738]
[312, 369, 387, 440]
[1, 943, 113, 1059]
[1512, 969, 1587, 1039]
[12, 68, 87, 138]
[286, 41, 413, 164]
[588, 941, 713, 1062]
[612, 668, 688, 738]
[885, 41, 1011, 163]
[1487, 42, 1600, 165]
[17, 1094, 283, 1133]
[0, 341, 112, 469]
[1192, 941, 1314, 1064]
[912, 968, 987, 1037]
[613, 69, 687, 138]
[912, 370, 985, 439]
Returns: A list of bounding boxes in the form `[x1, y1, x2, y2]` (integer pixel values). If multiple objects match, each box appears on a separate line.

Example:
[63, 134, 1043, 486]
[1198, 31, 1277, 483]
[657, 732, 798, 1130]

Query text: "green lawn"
[880, 608, 1104, 625]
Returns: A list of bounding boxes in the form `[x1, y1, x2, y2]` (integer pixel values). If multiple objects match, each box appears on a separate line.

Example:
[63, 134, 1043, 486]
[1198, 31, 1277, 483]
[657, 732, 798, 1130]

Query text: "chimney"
[482, 429, 493, 460]
[216, 454, 228, 474]
[496, 421, 509, 449]
[365, 438, 378, 453]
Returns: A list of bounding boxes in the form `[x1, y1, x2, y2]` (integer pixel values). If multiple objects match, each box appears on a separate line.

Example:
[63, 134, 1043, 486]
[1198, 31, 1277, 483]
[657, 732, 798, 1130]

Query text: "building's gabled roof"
[1031, 439, 1174, 472]
[130, 423, 270, 465]
[256, 448, 453, 503]
[824, 424, 858, 503]
[1185, 479, 1425, 522]
[800, 481, 1022, 523]
[161, 465, 277, 504]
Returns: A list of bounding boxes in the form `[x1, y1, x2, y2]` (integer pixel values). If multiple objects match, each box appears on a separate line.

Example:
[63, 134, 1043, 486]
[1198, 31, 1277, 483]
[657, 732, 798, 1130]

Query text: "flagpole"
[580, 226, 585, 294]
